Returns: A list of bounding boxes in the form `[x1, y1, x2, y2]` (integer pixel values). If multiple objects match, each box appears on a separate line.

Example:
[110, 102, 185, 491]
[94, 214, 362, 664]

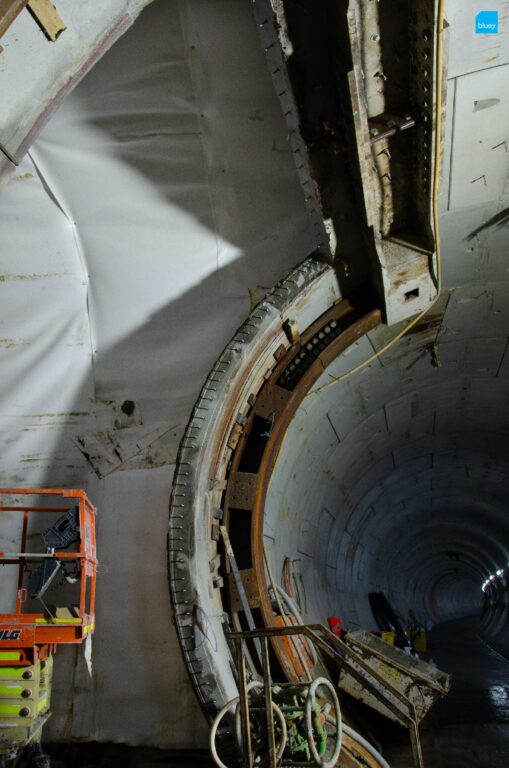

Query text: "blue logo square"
[475, 10, 499, 34]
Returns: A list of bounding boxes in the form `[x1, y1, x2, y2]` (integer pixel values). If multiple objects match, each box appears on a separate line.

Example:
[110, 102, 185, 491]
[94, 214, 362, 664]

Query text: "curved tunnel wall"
[479, 572, 509, 658]
[170, 257, 509, 715]
[265, 314, 509, 631]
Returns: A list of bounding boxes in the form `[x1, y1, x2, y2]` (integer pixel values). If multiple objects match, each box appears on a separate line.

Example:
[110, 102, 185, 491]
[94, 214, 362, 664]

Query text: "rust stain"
[0, 338, 29, 348]
[24, 412, 90, 417]
[12, 173, 35, 181]
[0, 273, 70, 282]
[22, 422, 85, 430]
[405, 313, 444, 336]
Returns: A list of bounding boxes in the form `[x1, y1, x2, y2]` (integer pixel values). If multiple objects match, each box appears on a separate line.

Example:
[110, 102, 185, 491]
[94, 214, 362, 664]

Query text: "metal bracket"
[369, 113, 416, 144]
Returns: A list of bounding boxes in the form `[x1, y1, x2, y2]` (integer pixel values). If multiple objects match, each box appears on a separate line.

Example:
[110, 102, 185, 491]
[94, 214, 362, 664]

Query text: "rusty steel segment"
[348, 69, 379, 232]
[0, 0, 27, 39]
[346, 0, 438, 249]
[168, 258, 333, 718]
[248, 310, 381, 682]
[252, 385, 292, 422]
[344, 0, 443, 324]
[220, 297, 380, 683]
[251, 0, 443, 323]
[275, 299, 358, 388]
[228, 472, 259, 511]
[347, 3, 390, 237]
[227, 569, 261, 614]
[221, 526, 262, 669]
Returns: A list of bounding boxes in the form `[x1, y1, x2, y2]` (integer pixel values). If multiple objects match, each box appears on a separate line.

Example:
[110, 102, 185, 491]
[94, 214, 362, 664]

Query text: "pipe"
[263, 540, 313, 681]
[343, 724, 393, 768]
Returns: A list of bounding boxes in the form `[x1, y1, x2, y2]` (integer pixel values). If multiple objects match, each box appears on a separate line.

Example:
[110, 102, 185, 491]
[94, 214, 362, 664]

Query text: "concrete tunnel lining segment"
[169, 256, 509, 719]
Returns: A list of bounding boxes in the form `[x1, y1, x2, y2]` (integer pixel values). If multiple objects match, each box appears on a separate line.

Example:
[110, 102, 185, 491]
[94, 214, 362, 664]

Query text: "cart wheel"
[234, 682, 287, 763]
[305, 677, 342, 768]
[210, 682, 287, 768]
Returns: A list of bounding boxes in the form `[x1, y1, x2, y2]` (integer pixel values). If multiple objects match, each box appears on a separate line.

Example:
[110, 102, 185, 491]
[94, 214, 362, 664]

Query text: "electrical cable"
[275, 584, 318, 666]
[263, 541, 313, 681]
[342, 724, 393, 768]
[305, 0, 446, 401]
[305, 677, 343, 768]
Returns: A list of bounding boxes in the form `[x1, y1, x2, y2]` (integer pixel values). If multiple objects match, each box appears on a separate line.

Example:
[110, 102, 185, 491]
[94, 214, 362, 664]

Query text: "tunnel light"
[482, 570, 506, 590]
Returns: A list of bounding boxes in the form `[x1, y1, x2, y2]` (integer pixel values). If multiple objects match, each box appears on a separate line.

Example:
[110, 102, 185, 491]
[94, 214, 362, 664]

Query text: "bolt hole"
[121, 400, 135, 416]
[404, 288, 420, 301]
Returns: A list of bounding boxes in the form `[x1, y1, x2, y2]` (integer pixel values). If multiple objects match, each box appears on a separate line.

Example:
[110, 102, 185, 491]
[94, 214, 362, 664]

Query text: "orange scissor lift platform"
[0, 489, 97, 762]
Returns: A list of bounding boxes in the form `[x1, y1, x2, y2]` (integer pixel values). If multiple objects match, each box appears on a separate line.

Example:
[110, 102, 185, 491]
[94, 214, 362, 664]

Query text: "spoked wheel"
[305, 677, 342, 768]
[234, 683, 287, 766]
[210, 682, 287, 768]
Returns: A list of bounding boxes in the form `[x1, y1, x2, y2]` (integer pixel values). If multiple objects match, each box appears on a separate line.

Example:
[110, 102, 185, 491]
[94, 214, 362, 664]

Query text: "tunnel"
[169, 255, 509, 722]
[1, 0, 509, 765]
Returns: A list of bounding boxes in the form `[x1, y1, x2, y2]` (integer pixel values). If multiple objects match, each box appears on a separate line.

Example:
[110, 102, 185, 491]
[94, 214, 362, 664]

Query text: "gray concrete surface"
[383, 617, 509, 767]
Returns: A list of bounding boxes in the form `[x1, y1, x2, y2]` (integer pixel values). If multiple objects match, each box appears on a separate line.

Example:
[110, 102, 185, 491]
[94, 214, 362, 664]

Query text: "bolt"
[22, 670, 33, 680]
[374, 71, 387, 80]
[21, 689, 31, 699]
[19, 708, 30, 718]
[371, 33, 381, 42]
[371, 127, 379, 136]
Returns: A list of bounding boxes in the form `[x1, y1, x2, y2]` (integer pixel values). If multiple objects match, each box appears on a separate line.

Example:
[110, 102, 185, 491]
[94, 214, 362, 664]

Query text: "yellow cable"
[306, 1, 445, 401]
[433, 0, 445, 288]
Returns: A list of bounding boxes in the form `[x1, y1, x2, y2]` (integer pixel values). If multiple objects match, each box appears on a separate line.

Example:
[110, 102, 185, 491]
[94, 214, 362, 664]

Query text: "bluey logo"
[475, 10, 499, 34]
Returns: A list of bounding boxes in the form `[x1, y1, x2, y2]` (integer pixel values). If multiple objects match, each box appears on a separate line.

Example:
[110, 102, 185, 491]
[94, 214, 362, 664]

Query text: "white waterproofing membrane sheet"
[0, 0, 314, 746]
[1, 0, 509, 751]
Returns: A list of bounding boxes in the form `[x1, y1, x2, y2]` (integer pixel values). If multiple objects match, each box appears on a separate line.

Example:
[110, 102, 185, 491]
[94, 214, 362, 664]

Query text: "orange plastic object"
[0, 489, 97, 666]
[273, 615, 315, 678]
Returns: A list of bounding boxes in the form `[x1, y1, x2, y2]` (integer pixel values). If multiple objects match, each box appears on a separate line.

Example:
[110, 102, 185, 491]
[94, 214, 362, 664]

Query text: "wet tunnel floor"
[381, 616, 509, 767]
[45, 617, 509, 768]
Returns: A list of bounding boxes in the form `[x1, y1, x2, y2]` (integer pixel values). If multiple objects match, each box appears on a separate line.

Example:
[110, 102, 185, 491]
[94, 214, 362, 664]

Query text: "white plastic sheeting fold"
[0, 0, 313, 746]
[0, 0, 154, 162]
